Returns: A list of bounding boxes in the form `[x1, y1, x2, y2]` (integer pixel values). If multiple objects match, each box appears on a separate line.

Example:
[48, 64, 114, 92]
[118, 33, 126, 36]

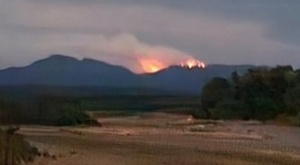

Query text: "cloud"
[4, 0, 300, 45]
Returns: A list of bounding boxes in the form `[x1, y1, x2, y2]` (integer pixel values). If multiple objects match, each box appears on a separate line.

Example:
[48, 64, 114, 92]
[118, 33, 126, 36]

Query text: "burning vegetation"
[139, 59, 165, 73]
[139, 58, 206, 73]
[180, 59, 206, 69]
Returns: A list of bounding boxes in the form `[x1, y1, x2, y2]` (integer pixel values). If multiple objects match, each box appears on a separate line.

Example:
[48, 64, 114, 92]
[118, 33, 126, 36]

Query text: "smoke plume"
[82, 33, 202, 73]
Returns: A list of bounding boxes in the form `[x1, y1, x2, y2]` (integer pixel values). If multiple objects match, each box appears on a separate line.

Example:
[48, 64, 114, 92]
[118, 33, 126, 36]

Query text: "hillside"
[0, 55, 254, 95]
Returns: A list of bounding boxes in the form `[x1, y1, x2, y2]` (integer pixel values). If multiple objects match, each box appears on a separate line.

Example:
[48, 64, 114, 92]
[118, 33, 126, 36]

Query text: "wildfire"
[180, 59, 206, 69]
[139, 59, 166, 73]
[139, 58, 206, 73]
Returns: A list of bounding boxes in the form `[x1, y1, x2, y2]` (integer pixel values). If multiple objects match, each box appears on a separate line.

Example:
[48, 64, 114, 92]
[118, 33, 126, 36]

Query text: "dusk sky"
[1, 0, 300, 73]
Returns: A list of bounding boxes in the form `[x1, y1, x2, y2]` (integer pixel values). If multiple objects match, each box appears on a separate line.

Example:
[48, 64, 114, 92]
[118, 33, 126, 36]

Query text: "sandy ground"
[20, 113, 300, 165]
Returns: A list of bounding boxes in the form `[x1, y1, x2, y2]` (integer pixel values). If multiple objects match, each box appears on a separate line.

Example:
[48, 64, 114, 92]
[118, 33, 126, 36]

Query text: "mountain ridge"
[0, 54, 255, 95]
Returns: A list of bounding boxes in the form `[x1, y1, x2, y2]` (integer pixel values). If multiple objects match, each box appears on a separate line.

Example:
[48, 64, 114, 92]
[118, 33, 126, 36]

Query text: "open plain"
[20, 113, 300, 165]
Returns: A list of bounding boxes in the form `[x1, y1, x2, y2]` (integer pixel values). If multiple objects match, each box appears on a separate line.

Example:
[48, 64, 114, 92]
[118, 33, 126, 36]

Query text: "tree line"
[0, 97, 91, 126]
[199, 66, 300, 125]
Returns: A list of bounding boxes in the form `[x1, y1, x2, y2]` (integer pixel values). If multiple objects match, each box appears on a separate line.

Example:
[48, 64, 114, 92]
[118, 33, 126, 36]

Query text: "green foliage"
[250, 97, 280, 122]
[284, 85, 300, 115]
[211, 100, 247, 120]
[231, 71, 240, 85]
[200, 66, 300, 124]
[200, 77, 233, 118]
[0, 97, 91, 126]
[296, 70, 300, 83]
[56, 104, 89, 126]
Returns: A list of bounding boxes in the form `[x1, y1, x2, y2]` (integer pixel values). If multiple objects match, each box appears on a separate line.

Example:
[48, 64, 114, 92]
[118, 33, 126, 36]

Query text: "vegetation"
[0, 94, 201, 126]
[0, 97, 91, 126]
[200, 66, 300, 125]
[0, 100, 22, 125]
[1, 66, 299, 126]
[0, 128, 37, 165]
[0, 64, 299, 165]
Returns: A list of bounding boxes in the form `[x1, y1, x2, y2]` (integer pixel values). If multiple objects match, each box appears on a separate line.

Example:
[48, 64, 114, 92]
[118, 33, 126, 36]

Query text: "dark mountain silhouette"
[0, 55, 141, 87]
[142, 65, 252, 93]
[0, 55, 254, 95]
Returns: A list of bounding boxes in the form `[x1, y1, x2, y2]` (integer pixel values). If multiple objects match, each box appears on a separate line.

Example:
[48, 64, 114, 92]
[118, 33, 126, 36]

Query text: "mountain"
[142, 65, 252, 94]
[0, 55, 254, 95]
[0, 55, 141, 87]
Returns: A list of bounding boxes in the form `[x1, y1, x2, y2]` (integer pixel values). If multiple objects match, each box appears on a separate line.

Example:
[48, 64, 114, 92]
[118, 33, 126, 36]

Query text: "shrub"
[251, 97, 280, 122]
[56, 104, 90, 126]
[0, 128, 37, 165]
[211, 100, 247, 120]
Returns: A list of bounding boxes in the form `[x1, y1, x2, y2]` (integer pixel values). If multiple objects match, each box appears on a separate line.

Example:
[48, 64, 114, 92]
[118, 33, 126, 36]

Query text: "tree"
[233, 67, 291, 120]
[200, 77, 232, 118]
[269, 66, 296, 100]
[56, 103, 89, 126]
[296, 69, 300, 84]
[251, 97, 279, 122]
[211, 100, 246, 120]
[231, 71, 240, 85]
[199, 66, 300, 123]
[284, 85, 300, 115]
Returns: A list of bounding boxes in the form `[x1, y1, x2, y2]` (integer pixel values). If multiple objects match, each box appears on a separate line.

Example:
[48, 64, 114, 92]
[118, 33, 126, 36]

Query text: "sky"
[0, 0, 300, 73]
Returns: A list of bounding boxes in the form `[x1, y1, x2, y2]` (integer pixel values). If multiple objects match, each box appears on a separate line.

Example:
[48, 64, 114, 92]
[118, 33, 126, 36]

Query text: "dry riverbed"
[20, 113, 300, 165]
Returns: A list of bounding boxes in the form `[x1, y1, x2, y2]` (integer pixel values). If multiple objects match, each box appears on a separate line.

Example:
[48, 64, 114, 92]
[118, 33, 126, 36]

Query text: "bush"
[296, 112, 300, 126]
[251, 97, 280, 122]
[0, 128, 37, 165]
[201, 77, 233, 119]
[191, 108, 209, 119]
[274, 113, 300, 126]
[56, 104, 90, 126]
[210, 100, 247, 120]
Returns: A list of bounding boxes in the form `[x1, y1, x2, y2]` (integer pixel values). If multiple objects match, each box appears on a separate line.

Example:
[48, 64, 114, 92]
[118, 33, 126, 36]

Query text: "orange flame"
[180, 59, 206, 69]
[139, 59, 166, 73]
[139, 58, 205, 73]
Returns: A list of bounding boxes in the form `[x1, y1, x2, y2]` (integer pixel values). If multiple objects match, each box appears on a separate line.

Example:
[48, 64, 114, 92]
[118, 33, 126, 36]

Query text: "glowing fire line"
[139, 58, 206, 73]
[180, 59, 206, 69]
